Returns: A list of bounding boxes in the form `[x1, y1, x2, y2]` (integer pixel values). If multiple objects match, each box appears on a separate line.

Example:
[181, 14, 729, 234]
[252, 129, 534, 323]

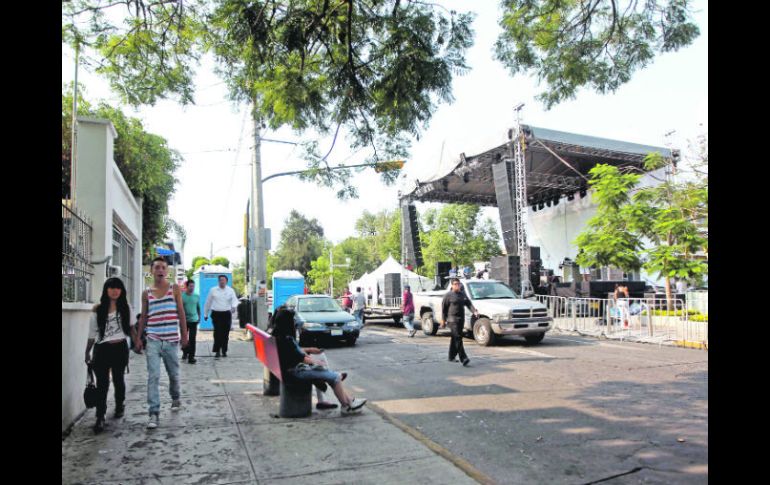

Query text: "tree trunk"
[664, 276, 673, 312]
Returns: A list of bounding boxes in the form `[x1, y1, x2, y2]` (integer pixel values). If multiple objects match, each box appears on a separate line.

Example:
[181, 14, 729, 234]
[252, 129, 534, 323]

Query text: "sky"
[62, 0, 708, 269]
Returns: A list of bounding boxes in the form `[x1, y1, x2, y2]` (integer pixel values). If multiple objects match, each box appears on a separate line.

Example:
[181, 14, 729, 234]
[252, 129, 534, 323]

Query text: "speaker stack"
[492, 161, 518, 255]
[383, 273, 401, 300]
[490, 255, 521, 291]
[401, 203, 423, 268]
[528, 246, 542, 290]
[435, 261, 452, 289]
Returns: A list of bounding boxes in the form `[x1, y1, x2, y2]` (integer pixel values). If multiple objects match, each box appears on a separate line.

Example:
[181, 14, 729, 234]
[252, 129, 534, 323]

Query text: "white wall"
[62, 303, 93, 433]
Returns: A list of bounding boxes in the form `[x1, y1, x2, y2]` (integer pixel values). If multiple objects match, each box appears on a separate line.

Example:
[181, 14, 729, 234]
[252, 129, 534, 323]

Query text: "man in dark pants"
[441, 278, 478, 367]
[181, 279, 201, 364]
[204, 275, 239, 358]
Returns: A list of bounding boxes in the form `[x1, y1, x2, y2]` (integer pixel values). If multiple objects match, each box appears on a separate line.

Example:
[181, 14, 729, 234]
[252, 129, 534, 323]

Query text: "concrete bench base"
[279, 380, 312, 418]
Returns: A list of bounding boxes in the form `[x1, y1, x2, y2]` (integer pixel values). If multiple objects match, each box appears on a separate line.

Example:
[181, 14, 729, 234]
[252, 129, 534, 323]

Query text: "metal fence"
[534, 294, 708, 348]
[62, 202, 94, 302]
[366, 297, 402, 308]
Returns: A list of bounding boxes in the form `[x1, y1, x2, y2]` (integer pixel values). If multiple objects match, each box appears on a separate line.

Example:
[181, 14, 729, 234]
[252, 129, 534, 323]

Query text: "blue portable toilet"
[194, 264, 233, 330]
[272, 270, 305, 313]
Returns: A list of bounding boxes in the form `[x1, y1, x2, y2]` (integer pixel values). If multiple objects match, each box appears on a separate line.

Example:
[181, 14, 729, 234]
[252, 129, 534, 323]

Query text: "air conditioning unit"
[107, 265, 122, 277]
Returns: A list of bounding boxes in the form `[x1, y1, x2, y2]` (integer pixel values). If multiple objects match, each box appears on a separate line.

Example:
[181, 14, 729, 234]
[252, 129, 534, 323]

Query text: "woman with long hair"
[271, 306, 366, 414]
[84, 278, 134, 433]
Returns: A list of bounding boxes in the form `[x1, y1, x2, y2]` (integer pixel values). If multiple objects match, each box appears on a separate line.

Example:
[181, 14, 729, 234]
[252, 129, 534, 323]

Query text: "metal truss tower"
[511, 106, 532, 295]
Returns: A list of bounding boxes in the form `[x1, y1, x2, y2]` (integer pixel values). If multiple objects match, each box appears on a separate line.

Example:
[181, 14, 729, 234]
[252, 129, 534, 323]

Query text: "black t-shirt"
[275, 335, 306, 374]
[442, 290, 475, 324]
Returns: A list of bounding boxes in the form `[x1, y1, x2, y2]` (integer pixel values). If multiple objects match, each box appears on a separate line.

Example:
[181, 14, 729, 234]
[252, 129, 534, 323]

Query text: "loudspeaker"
[401, 204, 423, 268]
[489, 255, 521, 291]
[529, 246, 540, 261]
[435, 261, 452, 289]
[493, 161, 518, 254]
[528, 259, 542, 291]
[383, 273, 401, 300]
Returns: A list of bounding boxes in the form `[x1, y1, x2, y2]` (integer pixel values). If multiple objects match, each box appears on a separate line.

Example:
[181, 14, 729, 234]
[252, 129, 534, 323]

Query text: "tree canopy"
[494, 0, 701, 108]
[271, 210, 326, 276]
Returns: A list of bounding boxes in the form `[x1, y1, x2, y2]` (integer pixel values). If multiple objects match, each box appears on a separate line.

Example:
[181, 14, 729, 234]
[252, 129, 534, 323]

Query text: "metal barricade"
[534, 294, 706, 348]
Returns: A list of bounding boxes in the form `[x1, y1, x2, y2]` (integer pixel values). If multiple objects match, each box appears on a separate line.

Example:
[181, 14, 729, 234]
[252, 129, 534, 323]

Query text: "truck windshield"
[467, 282, 518, 300]
[298, 298, 343, 312]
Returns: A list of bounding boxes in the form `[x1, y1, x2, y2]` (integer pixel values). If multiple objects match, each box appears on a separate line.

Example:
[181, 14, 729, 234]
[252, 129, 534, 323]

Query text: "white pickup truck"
[413, 279, 553, 346]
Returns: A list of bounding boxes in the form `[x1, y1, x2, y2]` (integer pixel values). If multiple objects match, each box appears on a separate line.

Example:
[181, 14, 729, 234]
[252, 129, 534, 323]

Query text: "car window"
[297, 297, 342, 312]
[468, 282, 517, 299]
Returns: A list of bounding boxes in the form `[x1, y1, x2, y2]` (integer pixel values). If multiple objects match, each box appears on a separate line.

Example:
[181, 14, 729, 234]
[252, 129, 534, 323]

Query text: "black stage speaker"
[401, 203, 423, 268]
[493, 161, 518, 255]
[435, 261, 452, 289]
[383, 273, 401, 300]
[529, 246, 540, 261]
[490, 255, 521, 291]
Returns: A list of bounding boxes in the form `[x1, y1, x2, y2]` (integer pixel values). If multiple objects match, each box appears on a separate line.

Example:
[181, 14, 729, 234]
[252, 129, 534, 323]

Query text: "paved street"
[333, 317, 708, 484]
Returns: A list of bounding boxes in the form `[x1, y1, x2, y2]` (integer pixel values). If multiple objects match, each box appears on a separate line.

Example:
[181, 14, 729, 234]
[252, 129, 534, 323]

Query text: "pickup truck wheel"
[422, 313, 438, 336]
[392, 316, 401, 325]
[473, 318, 496, 346]
[524, 333, 545, 345]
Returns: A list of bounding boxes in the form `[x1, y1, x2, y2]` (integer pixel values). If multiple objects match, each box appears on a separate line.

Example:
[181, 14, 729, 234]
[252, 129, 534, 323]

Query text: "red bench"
[245, 324, 312, 417]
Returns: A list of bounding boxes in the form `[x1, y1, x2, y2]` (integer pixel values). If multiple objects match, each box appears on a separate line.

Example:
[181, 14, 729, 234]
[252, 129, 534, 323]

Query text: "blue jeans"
[288, 365, 342, 387]
[353, 309, 364, 326]
[146, 339, 181, 415]
[402, 313, 415, 332]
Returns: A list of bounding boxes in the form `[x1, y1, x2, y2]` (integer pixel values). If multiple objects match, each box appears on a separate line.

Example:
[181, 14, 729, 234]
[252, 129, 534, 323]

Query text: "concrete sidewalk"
[61, 332, 479, 484]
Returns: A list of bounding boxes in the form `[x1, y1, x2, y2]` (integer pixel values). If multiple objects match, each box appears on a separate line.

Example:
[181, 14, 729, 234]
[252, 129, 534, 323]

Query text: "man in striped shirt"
[134, 257, 189, 429]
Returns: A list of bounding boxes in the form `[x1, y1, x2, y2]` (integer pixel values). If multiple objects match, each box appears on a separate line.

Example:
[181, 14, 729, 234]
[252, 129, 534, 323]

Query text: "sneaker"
[215, 351, 221, 359]
[171, 399, 182, 411]
[146, 414, 159, 429]
[409, 329, 417, 338]
[462, 358, 470, 367]
[188, 358, 197, 364]
[113, 405, 125, 419]
[181, 353, 188, 361]
[316, 401, 339, 410]
[343, 397, 367, 413]
[340, 372, 348, 382]
[93, 417, 105, 434]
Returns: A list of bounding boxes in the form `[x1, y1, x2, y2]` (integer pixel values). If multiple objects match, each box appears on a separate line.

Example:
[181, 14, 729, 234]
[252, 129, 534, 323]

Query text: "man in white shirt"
[204, 275, 239, 358]
[352, 287, 367, 327]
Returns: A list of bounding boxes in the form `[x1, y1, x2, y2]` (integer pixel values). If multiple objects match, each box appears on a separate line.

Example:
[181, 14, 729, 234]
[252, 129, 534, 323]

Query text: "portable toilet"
[272, 270, 305, 313]
[194, 264, 233, 330]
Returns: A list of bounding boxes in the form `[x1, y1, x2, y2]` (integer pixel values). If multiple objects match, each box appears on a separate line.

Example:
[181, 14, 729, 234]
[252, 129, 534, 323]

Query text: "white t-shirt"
[89, 308, 135, 344]
[675, 281, 687, 294]
[352, 292, 366, 311]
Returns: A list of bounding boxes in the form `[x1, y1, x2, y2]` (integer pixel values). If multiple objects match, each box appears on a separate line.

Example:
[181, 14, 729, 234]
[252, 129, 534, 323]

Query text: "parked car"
[413, 279, 553, 346]
[285, 294, 362, 346]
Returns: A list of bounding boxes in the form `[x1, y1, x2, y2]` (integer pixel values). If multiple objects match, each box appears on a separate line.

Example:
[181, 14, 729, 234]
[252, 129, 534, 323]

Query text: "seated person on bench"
[271, 306, 367, 414]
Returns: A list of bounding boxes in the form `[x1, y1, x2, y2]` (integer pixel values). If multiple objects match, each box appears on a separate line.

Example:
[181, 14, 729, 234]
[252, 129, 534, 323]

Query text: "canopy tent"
[348, 256, 433, 303]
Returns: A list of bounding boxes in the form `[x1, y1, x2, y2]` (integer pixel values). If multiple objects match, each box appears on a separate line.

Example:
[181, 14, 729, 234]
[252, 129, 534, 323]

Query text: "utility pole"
[250, 104, 269, 330]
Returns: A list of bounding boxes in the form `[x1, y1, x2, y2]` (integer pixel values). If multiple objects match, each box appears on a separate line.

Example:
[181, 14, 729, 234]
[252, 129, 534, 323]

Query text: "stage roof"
[400, 125, 677, 207]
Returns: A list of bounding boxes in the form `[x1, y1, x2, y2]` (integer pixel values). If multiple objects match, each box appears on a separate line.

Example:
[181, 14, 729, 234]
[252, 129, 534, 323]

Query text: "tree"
[191, 256, 210, 272]
[62, 87, 182, 261]
[62, 1, 475, 197]
[628, 151, 708, 305]
[354, 209, 401, 263]
[494, 0, 701, 108]
[272, 210, 325, 276]
[231, 261, 247, 297]
[307, 245, 351, 297]
[420, 204, 501, 277]
[574, 164, 644, 273]
[210, 256, 231, 268]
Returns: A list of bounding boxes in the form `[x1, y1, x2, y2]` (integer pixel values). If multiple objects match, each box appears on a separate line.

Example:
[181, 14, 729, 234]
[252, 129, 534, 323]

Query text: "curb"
[367, 401, 496, 485]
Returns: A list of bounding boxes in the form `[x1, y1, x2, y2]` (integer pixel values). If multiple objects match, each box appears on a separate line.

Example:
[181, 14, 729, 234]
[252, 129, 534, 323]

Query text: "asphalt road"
[318, 317, 708, 485]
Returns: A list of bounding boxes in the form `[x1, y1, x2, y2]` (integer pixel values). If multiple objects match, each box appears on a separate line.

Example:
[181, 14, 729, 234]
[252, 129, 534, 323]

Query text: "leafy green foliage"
[271, 210, 326, 277]
[210, 256, 231, 268]
[191, 256, 210, 272]
[231, 260, 247, 296]
[494, 0, 701, 108]
[62, 87, 181, 262]
[420, 204, 501, 277]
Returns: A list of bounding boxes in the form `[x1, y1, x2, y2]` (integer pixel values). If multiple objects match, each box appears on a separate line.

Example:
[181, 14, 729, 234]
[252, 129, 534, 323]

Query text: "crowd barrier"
[533, 295, 708, 349]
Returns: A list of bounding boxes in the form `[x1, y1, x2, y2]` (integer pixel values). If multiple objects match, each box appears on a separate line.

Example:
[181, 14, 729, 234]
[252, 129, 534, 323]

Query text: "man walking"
[181, 279, 200, 364]
[205, 275, 239, 358]
[441, 278, 478, 367]
[352, 287, 366, 327]
[134, 257, 188, 429]
[401, 284, 417, 337]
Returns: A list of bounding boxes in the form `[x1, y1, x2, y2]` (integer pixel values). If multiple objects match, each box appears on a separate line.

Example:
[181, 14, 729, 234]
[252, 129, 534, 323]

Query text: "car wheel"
[346, 337, 357, 346]
[524, 333, 545, 345]
[422, 313, 438, 335]
[473, 318, 496, 346]
[392, 316, 401, 325]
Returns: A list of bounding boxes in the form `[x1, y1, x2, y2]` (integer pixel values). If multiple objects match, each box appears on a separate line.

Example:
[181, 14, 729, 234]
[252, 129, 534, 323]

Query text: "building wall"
[64, 117, 143, 433]
[62, 303, 93, 433]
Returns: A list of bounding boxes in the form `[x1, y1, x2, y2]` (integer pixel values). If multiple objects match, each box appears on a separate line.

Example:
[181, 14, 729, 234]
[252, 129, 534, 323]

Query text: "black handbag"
[83, 364, 98, 409]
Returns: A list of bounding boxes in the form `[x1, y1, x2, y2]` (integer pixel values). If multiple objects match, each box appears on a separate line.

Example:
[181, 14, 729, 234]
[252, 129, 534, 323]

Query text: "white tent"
[348, 256, 433, 303]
